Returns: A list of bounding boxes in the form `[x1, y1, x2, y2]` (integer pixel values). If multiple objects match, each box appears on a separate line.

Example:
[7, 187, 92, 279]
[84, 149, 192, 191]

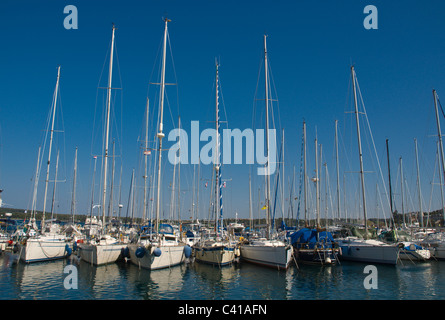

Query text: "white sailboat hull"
[420, 243, 445, 260]
[194, 244, 236, 266]
[398, 242, 430, 261]
[240, 240, 292, 270]
[338, 238, 399, 265]
[17, 235, 69, 263]
[78, 242, 125, 266]
[399, 248, 431, 261]
[127, 243, 186, 270]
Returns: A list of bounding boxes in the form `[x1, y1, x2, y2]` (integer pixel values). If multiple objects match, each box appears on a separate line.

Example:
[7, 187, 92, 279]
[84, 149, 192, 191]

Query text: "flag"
[205, 182, 208, 188]
[223, 182, 226, 188]
[144, 150, 151, 155]
[261, 205, 268, 210]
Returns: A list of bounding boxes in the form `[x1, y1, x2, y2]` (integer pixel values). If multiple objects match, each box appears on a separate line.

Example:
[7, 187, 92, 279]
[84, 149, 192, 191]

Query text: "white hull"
[430, 246, 445, 260]
[128, 242, 186, 270]
[420, 244, 445, 260]
[78, 242, 125, 266]
[240, 239, 292, 270]
[194, 241, 236, 266]
[399, 248, 431, 261]
[419, 234, 445, 260]
[398, 242, 431, 261]
[338, 238, 399, 265]
[17, 235, 69, 263]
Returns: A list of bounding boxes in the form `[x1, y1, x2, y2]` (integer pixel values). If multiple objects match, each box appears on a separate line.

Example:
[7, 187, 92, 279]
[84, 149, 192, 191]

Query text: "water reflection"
[190, 261, 240, 299]
[2, 251, 445, 300]
[77, 259, 125, 299]
[12, 256, 68, 299]
[126, 261, 186, 299]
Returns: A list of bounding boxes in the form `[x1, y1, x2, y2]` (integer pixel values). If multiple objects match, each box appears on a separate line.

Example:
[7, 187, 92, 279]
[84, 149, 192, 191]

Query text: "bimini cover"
[186, 230, 195, 238]
[158, 224, 174, 235]
[290, 228, 335, 249]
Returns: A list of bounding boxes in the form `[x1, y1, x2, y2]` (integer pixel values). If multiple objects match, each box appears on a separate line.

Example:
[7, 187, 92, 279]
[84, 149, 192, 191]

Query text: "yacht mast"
[71, 147, 78, 224]
[42, 66, 61, 232]
[335, 120, 341, 222]
[351, 66, 368, 238]
[303, 121, 308, 225]
[143, 98, 149, 223]
[399, 157, 406, 228]
[155, 18, 170, 234]
[264, 35, 271, 239]
[315, 135, 320, 228]
[414, 138, 424, 228]
[386, 139, 394, 228]
[433, 89, 445, 223]
[214, 61, 223, 238]
[101, 24, 116, 230]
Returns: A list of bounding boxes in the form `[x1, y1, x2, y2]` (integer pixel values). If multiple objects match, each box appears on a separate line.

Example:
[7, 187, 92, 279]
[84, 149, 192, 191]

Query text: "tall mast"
[264, 34, 271, 239]
[399, 157, 406, 228]
[155, 18, 170, 234]
[414, 138, 424, 228]
[42, 65, 61, 232]
[214, 60, 223, 238]
[282, 129, 285, 223]
[249, 173, 253, 232]
[351, 66, 368, 238]
[437, 141, 445, 226]
[143, 98, 150, 223]
[433, 89, 445, 223]
[90, 156, 98, 227]
[386, 139, 394, 228]
[108, 140, 116, 219]
[177, 116, 181, 223]
[71, 147, 78, 224]
[335, 120, 341, 222]
[101, 24, 116, 230]
[303, 121, 308, 225]
[315, 135, 320, 228]
[31, 147, 42, 223]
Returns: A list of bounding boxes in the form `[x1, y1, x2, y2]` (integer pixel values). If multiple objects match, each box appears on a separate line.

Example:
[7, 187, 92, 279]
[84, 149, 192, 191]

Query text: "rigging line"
[267, 58, 282, 135]
[426, 146, 439, 225]
[113, 41, 125, 158]
[355, 75, 393, 222]
[438, 96, 445, 120]
[167, 30, 181, 116]
[251, 55, 264, 131]
[91, 36, 113, 158]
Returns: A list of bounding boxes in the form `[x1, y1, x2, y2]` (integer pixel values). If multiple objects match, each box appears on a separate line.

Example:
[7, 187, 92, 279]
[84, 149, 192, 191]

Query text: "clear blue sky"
[1, 0, 445, 223]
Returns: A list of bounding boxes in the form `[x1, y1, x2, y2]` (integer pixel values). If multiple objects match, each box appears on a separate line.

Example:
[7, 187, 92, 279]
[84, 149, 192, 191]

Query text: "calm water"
[1, 251, 445, 300]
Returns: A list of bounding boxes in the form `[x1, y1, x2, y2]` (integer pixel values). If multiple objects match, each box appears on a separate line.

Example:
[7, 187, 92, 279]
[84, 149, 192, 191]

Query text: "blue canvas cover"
[290, 228, 335, 249]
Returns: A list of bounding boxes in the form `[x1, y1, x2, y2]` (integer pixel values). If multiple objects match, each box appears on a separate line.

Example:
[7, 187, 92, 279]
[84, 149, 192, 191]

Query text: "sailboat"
[78, 24, 125, 266]
[127, 18, 189, 270]
[17, 66, 71, 263]
[415, 89, 445, 260]
[290, 122, 339, 265]
[193, 61, 237, 267]
[239, 35, 292, 270]
[337, 66, 399, 265]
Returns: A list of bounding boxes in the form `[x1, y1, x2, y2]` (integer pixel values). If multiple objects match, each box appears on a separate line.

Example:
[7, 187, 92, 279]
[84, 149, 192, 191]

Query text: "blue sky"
[1, 0, 445, 223]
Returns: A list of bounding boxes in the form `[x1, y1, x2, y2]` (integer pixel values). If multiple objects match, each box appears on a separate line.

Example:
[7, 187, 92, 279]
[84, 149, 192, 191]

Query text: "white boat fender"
[183, 245, 192, 258]
[135, 246, 146, 258]
[153, 247, 162, 257]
